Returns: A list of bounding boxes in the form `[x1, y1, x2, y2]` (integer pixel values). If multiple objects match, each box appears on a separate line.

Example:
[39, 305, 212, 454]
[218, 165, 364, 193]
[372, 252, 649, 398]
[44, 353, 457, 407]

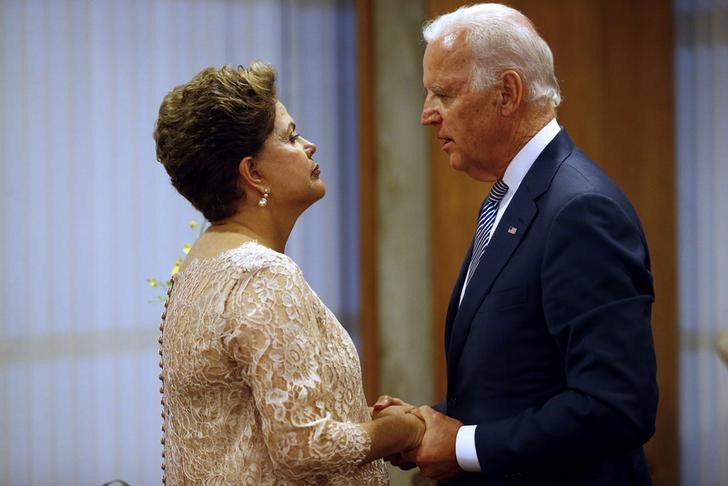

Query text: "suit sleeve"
[474, 192, 658, 473]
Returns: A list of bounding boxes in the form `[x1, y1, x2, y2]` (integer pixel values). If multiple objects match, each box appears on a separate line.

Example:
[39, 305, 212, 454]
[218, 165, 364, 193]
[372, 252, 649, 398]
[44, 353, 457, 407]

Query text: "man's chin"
[447, 154, 467, 172]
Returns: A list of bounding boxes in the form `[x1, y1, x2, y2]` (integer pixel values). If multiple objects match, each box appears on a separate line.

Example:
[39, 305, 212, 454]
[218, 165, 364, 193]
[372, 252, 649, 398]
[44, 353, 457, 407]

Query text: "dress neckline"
[172, 239, 274, 282]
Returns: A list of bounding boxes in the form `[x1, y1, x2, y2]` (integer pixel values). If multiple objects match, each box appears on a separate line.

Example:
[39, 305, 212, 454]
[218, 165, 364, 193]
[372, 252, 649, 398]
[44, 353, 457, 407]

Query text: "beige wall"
[372, 0, 432, 484]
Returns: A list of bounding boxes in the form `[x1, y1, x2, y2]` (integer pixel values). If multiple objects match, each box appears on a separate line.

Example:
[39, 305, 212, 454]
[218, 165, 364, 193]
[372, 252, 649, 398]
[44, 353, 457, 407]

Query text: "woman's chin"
[300, 185, 326, 211]
[314, 181, 327, 200]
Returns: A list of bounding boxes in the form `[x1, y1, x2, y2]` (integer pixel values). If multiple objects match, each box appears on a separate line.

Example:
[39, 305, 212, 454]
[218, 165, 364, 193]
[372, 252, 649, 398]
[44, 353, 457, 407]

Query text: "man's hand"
[385, 452, 418, 471]
[404, 406, 464, 483]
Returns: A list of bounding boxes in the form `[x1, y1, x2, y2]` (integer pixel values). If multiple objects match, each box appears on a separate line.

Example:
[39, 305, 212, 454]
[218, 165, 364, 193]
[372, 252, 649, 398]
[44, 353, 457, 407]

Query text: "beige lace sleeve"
[224, 256, 373, 481]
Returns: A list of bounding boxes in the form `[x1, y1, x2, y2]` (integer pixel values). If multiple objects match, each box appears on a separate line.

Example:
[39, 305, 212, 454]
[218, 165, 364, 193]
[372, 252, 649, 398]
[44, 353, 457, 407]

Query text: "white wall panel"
[0, 0, 357, 483]
[675, 0, 728, 484]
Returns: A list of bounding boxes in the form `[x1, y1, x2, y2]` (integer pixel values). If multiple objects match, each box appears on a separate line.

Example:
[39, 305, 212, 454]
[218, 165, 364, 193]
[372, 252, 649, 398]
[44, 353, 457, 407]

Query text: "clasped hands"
[370, 395, 464, 483]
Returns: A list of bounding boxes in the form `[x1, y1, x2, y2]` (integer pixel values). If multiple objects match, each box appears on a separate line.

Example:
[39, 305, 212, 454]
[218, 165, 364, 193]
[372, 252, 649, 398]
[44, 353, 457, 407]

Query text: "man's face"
[421, 35, 504, 181]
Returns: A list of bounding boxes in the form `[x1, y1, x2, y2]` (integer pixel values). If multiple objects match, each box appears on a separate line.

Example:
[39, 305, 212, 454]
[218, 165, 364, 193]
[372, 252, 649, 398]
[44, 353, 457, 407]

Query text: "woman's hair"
[423, 3, 561, 108]
[153, 62, 277, 222]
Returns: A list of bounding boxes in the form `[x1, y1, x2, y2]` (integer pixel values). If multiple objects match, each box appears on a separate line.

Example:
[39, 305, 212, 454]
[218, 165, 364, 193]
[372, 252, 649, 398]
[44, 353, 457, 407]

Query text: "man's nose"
[420, 106, 441, 125]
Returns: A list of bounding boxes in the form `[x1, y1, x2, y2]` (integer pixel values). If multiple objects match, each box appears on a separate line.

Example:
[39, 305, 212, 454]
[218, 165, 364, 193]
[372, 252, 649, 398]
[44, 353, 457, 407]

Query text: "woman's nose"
[304, 138, 317, 157]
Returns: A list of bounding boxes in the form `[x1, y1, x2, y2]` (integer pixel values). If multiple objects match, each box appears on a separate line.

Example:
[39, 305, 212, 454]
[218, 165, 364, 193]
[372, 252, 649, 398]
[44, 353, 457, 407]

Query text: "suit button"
[449, 397, 457, 406]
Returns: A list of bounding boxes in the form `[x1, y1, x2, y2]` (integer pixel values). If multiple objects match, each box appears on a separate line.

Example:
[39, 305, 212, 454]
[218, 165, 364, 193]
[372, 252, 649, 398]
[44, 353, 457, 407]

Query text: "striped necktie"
[464, 179, 509, 286]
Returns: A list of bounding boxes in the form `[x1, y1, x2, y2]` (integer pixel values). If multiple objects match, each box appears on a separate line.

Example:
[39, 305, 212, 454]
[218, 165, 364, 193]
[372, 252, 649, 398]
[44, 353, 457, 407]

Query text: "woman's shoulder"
[173, 240, 301, 286]
[223, 241, 301, 279]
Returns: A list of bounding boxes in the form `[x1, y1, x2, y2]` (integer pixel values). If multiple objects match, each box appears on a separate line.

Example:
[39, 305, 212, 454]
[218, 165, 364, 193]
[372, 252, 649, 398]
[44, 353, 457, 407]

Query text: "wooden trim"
[598, 3, 677, 484]
[356, 0, 378, 403]
[430, 139, 487, 403]
[428, 0, 490, 407]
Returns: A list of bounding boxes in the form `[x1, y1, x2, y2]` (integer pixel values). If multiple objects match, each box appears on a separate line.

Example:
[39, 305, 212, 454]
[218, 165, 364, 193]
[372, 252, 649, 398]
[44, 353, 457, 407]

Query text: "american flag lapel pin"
[507, 226, 518, 235]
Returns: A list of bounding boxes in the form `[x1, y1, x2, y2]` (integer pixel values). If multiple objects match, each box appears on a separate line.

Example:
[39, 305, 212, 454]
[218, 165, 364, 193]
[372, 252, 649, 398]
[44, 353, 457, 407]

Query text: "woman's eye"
[290, 133, 301, 143]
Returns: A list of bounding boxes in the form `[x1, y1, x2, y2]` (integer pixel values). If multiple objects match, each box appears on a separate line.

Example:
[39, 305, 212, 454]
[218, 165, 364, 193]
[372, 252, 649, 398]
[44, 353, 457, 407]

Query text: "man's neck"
[503, 105, 555, 166]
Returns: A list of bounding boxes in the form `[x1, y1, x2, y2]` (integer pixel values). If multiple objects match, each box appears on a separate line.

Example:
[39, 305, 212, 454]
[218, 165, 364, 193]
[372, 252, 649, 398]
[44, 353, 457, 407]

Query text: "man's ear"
[499, 70, 523, 116]
[238, 156, 266, 193]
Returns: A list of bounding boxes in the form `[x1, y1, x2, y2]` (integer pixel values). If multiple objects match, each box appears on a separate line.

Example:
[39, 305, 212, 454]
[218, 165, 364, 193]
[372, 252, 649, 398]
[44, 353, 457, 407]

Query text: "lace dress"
[159, 241, 388, 485]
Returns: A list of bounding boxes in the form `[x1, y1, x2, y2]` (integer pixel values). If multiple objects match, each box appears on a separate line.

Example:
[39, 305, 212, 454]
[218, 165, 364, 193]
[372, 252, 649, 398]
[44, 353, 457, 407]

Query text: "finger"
[436, 471, 461, 483]
[407, 407, 425, 421]
[401, 448, 417, 463]
[416, 405, 441, 423]
[423, 468, 454, 482]
[430, 465, 462, 482]
[384, 454, 400, 465]
[417, 404, 435, 416]
[385, 454, 417, 471]
[420, 467, 435, 479]
[373, 395, 389, 405]
[372, 395, 392, 410]
[373, 395, 407, 411]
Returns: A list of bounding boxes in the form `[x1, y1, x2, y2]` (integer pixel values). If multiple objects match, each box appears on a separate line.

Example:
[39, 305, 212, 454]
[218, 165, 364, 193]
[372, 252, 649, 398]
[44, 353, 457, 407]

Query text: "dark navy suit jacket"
[439, 130, 658, 485]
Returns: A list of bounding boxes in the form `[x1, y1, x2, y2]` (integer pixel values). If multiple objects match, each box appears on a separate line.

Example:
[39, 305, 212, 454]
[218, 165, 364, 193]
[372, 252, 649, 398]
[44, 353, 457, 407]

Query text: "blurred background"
[0, 0, 726, 485]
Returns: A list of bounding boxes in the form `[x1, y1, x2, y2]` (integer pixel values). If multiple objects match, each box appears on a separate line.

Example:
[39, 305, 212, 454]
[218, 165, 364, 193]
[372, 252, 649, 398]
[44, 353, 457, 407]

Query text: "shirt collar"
[502, 118, 561, 194]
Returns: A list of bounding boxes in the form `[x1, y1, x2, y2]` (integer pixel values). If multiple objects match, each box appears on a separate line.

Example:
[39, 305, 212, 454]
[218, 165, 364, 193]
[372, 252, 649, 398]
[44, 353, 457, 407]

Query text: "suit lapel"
[446, 196, 537, 381]
[444, 129, 576, 386]
[444, 241, 472, 353]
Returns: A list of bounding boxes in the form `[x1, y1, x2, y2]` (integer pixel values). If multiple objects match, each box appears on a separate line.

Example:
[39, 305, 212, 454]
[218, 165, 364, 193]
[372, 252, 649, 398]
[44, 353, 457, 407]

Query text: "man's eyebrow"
[428, 84, 448, 94]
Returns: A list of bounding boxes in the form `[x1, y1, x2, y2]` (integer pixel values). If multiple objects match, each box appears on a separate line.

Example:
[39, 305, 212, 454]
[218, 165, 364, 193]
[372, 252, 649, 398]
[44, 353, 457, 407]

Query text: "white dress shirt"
[455, 118, 561, 472]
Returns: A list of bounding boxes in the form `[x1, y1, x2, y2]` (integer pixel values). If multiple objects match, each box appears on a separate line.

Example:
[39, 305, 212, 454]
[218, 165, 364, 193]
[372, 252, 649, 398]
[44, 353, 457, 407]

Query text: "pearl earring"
[258, 189, 270, 208]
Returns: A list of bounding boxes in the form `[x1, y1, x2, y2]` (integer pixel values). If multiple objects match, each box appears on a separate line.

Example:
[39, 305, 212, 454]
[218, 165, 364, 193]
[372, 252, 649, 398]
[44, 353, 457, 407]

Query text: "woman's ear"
[238, 156, 266, 192]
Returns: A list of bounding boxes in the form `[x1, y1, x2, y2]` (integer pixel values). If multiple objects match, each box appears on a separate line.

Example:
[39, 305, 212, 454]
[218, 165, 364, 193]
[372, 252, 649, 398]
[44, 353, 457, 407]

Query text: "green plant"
[147, 219, 206, 303]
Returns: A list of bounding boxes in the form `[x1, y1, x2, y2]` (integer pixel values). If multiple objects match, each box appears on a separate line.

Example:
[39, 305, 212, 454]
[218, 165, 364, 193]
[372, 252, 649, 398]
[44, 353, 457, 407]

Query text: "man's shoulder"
[551, 149, 622, 198]
[539, 151, 644, 230]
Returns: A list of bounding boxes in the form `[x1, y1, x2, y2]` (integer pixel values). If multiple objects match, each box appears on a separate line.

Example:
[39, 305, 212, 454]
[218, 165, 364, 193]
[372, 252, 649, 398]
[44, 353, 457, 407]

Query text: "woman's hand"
[371, 395, 424, 453]
[371, 404, 415, 420]
[371, 395, 413, 416]
[361, 396, 426, 463]
[374, 403, 425, 459]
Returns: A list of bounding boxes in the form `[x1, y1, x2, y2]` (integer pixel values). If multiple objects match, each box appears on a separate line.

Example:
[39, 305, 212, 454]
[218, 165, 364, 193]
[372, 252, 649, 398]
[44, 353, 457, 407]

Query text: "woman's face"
[256, 101, 325, 211]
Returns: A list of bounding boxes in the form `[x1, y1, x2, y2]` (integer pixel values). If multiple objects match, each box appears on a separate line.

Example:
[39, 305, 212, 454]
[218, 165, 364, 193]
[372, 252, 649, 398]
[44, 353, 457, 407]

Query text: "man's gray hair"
[423, 3, 561, 107]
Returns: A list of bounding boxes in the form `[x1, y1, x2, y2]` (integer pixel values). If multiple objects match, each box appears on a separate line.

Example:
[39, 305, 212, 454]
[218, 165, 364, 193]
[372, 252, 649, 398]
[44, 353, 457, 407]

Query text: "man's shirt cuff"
[455, 425, 481, 472]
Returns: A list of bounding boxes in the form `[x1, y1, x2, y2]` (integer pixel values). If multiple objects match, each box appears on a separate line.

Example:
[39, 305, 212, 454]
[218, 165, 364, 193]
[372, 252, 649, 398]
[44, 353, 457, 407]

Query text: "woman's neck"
[208, 213, 291, 253]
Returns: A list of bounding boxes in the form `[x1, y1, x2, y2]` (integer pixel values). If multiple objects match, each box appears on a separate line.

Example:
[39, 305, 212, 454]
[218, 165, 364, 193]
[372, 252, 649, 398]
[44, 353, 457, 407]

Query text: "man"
[375, 3, 658, 485]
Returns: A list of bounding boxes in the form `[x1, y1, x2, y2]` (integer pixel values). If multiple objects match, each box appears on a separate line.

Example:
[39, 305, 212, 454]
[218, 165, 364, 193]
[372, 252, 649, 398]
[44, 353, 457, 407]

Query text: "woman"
[153, 62, 423, 485]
